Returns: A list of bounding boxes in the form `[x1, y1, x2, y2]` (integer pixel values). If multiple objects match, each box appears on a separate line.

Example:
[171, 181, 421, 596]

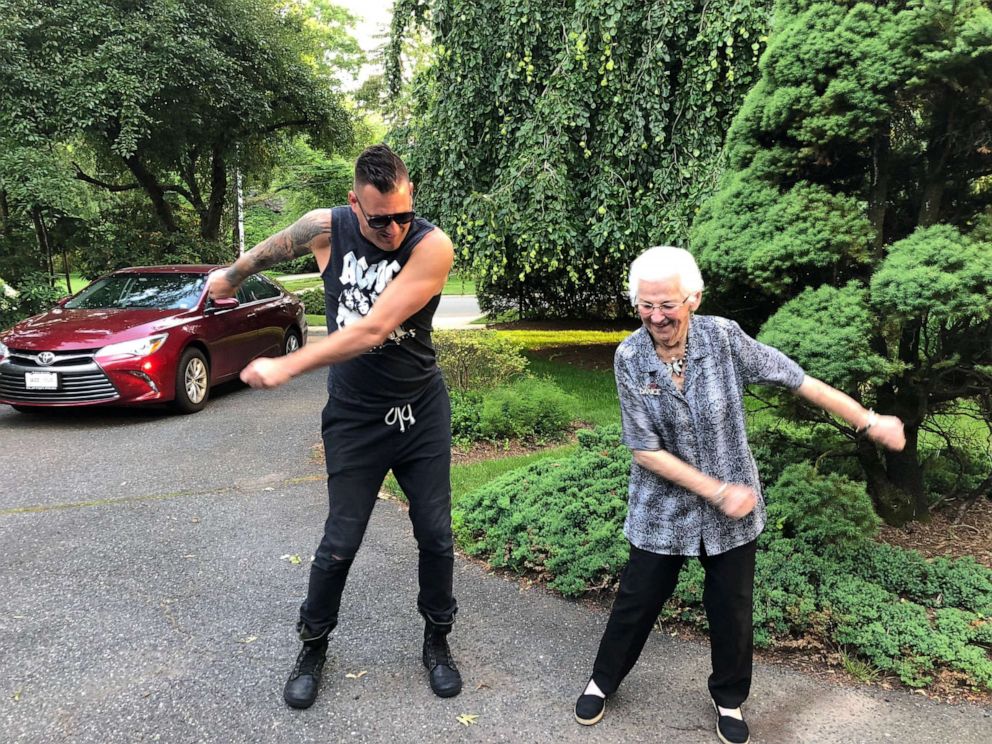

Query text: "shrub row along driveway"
[1, 341, 990, 742]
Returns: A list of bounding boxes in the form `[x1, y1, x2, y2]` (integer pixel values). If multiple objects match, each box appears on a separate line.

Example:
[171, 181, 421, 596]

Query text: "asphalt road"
[1, 344, 990, 743]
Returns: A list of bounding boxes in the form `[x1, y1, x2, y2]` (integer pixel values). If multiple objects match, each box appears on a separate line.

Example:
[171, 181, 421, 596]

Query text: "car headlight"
[96, 333, 169, 359]
[0, 339, 8, 362]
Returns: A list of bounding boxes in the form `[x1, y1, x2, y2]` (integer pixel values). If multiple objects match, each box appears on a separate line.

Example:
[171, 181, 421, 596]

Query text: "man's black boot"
[283, 635, 328, 709]
[422, 621, 462, 698]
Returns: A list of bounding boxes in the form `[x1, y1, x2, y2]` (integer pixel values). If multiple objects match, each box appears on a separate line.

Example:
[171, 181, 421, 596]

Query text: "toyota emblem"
[37, 352, 56, 366]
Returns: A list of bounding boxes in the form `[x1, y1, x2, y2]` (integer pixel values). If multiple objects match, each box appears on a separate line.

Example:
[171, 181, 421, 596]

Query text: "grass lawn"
[55, 273, 90, 295]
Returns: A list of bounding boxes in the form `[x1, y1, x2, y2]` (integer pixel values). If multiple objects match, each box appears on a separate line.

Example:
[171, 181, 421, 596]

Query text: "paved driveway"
[1, 347, 989, 743]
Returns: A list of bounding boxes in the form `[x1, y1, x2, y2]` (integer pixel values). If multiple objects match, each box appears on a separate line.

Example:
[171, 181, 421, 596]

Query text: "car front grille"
[0, 349, 119, 403]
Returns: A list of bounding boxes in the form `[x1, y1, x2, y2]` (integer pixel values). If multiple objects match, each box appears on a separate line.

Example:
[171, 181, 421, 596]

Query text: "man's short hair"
[354, 144, 410, 193]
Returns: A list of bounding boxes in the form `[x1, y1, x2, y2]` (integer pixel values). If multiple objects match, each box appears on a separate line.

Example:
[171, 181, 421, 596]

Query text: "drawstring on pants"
[385, 404, 416, 433]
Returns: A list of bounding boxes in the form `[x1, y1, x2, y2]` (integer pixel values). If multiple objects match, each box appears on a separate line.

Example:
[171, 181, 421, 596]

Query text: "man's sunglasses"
[355, 197, 416, 230]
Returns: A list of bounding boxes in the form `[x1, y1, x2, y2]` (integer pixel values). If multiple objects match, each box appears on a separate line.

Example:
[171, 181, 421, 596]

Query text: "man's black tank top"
[322, 205, 441, 406]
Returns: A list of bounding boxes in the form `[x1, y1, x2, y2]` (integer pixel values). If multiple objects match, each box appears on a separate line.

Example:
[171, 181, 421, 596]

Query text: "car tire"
[172, 348, 209, 414]
[283, 329, 302, 356]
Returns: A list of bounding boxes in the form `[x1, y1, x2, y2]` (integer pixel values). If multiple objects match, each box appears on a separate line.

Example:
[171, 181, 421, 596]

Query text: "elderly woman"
[573, 246, 905, 744]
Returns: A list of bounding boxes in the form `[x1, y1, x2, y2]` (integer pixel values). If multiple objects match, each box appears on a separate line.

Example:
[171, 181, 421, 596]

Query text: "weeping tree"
[0, 0, 359, 247]
[691, 0, 992, 525]
[388, 0, 774, 317]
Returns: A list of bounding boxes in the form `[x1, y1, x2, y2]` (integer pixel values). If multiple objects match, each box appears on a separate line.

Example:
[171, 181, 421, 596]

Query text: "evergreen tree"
[691, 0, 992, 524]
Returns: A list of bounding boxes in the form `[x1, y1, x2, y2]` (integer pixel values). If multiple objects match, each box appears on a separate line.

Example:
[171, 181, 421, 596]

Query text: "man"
[209, 144, 460, 709]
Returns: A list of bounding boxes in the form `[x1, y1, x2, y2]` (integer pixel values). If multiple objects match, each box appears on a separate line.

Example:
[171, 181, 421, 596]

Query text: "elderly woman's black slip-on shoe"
[574, 693, 606, 725]
[713, 701, 750, 744]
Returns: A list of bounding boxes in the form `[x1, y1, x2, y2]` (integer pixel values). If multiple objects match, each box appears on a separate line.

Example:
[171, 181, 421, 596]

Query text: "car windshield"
[64, 273, 207, 310]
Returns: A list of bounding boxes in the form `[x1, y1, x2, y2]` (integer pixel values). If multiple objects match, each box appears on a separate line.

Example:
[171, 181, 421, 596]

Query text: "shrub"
[271, 253, 319, 275]
[297, 287, 325, 316]
[434, 330, 528, 391]
[478, 378, 576, 443]
[450, 389, 483, 446]
[763, 464, 880, 557]
[453, 426, 630, 596]
[0, 272, 63, 329]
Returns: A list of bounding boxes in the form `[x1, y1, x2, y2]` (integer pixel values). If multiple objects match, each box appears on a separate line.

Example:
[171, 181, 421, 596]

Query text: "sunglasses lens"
[366, 211, 415, 229]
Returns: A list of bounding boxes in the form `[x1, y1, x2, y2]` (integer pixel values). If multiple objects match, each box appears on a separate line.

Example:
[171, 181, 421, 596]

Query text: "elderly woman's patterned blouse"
[615, 315, 805, 556]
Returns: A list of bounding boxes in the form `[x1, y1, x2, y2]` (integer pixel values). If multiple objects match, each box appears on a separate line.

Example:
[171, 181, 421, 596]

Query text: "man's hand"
[240, 357, 293, 389]
[719, 484, 757, 519]
[208, 270, 238, 300]
[867, 415, 906, 451]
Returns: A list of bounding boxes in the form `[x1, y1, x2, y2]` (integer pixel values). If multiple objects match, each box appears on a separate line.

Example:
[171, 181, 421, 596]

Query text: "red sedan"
[0, 266, 308, 413]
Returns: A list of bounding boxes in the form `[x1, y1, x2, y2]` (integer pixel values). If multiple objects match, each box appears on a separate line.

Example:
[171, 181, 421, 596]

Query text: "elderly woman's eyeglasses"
[635, 296, 691, 316]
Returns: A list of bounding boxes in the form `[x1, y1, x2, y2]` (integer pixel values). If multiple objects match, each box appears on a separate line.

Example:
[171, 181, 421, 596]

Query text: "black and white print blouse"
[615, 315, 806, 557]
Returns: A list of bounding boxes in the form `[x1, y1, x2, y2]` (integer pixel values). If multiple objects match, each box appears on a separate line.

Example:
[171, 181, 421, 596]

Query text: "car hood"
[2, 307, 194, 351]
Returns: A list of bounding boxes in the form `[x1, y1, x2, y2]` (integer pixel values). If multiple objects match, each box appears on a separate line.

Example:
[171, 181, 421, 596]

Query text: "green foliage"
[478, 378, 576, 443]
[243, 139, 356, 257]
[690, 0, 992, 524]
[0, 273, 63, 329]
[434, 330, 528, 391]
[453, 424, 992, 690]
[763, 463, 881, 556]
[0, 0, 360, 251]
[453, 426, 631, 595]
[389, 0, 773, 317]
[449, 389, 484, 446]
[449, 378, 576, 446]
[296, 287, 326, 317]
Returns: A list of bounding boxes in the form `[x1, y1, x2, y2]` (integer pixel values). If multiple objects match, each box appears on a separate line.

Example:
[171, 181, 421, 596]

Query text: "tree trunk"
[123, 154, 179, 233]
[868, 127, 890, 255]
[61, 241, 72, 294]
[918, 96, 953, 228]
[0, 189, 11, 237]
[30, 206, 54, 284]
[200, 145, 228, 241]
[857, 416, 928, 526]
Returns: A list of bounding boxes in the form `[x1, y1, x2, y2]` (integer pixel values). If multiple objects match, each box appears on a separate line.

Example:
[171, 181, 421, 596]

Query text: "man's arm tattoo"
[225, 211, 331, 284]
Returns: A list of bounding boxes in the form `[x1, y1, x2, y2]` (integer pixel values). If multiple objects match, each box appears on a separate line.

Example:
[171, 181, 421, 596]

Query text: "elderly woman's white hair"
[627, 246, 704, 305]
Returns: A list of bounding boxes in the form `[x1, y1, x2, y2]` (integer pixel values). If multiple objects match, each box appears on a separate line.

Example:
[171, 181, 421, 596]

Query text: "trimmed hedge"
[453, 425, 992, 690]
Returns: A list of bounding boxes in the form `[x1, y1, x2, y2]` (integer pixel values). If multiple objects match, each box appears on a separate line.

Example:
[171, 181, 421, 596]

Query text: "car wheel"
[283, 329, 302, 355]
[172, 348, 209, 414]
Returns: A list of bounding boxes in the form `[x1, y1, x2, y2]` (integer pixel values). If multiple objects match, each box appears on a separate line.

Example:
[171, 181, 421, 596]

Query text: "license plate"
[25, 371, 58, 390]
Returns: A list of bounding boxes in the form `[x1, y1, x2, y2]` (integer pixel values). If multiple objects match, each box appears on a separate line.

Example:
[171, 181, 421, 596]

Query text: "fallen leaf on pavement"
[239, 636, 258, 644]
[456, 714, 478, 726]
[345, 671, 368, 679]
[280, 554, 303, 565]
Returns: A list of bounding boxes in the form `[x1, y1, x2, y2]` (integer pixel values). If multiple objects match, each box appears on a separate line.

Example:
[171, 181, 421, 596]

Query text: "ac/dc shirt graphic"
[336, 251, 416, 345]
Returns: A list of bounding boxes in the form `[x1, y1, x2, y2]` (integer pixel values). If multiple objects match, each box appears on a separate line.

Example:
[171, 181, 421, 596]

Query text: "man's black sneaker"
[713, 701, 750, 744]
[283, 639, 327, 709]
[422, 621, 462, 698]
[574, 691, 606, 725]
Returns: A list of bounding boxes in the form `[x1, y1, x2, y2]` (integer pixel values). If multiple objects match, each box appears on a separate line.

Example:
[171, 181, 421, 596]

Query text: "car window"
[65, 274, 206, 310]
[243, 274, 281, 301]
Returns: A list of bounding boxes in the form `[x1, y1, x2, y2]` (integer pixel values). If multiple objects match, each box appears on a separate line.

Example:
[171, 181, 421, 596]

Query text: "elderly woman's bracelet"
[710, 482, 729, 506]
[856, 409, 879, 436]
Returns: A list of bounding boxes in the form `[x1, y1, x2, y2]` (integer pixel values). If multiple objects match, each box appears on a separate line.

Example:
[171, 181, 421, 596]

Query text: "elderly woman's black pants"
[590, 539, 757, 708]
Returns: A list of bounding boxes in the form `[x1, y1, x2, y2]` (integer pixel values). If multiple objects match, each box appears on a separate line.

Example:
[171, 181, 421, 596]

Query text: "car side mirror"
[205, 297, 240, 314]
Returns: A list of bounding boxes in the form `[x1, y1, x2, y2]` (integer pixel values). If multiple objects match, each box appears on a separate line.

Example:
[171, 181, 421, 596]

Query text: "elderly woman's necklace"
[656, 334, 690, 378]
